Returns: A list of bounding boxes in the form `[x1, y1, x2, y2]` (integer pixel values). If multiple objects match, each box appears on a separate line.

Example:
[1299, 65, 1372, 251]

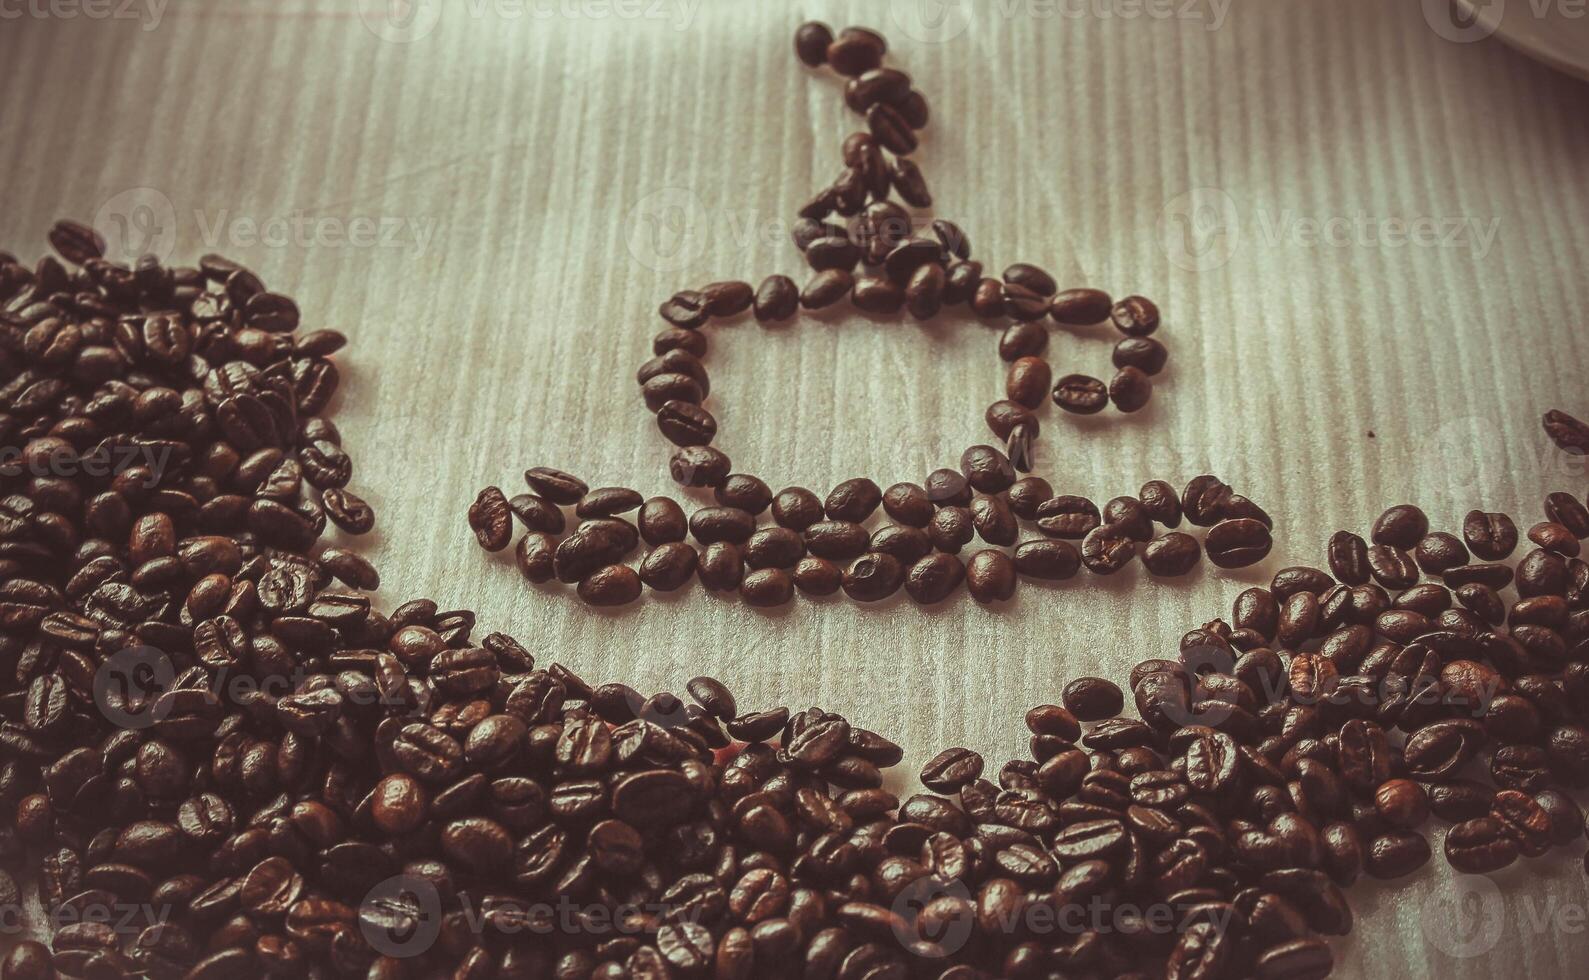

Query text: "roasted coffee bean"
[965, 550, 1016, 603]
[999, 321, 1047, 361]
[1372, 504, 1429, 548]
[640, 543, 698, 592]
[1006, 477, 1053, 521]
[1108, 367, 1153, 413]
[853, 273, 906, 314]
[1052, 374, 1109, 414]
[525, 466, 588, 505]
[792, 556, 843, 596]
[1004, 356, 1052, 410]
[794, 20, 834, 66]
[928, 506, 975, 554]
[697, 542, 744, 592]
[1142, 532, 1201, 576]
[1531, 521, 1582, 557]
[1062, 678, 1123, 721]
[1035, 495, 1101, 540]
[826, 478, 883, 522]
[742, 569, 795, 608]
[744, 527, 806, 569]
[960, 445, 1016, 494]
[904, 553, 965, 604]
[1328, 531, 1370, 584]
[1109, 295, 1160, 336]
[1050, 287, 1112, 325]
[657, 400, 718, 447]
[970, 496, 1018, 547]
[801, 269, 853, 308]
[1444, 817, 1519, 873]
[827, 26, 886, 75]
[1112, 336, 1169, 375]
[805, 521, 870, 562]
[842, 552, 904, 602]
[670, 446, 732, 488]
[1206, 519, 1273, 569]
[1013, 539, 1080, 581]
[639, 497, 688, 546]
[772, 487, 825, 531]
[1081, 524, 1136, 575]
[754, 275, 799, 322]
[882, 483, 934, 527]
[690, 507, 757, 545]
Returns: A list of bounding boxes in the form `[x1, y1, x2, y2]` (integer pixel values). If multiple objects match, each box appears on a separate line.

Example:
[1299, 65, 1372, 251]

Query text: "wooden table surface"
[4, 0, 1589, 973]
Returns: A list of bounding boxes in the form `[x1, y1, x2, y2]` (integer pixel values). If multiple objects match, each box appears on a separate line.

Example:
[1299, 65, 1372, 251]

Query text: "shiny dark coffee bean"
[1052, 374, 1109, 414]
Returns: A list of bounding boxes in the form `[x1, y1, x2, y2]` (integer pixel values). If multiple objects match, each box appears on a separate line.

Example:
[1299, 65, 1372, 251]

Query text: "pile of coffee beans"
[4, 217, 1589, 979]
[473, 21, 1275, 609]
[4, 22, 1589, 980]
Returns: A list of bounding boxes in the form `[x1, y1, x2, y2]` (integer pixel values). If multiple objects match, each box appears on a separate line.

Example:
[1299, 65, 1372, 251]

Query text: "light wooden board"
[3, 0, 1589, 973]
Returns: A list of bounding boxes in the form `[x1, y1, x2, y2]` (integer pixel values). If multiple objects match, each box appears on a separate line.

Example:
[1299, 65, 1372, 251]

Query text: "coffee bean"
[1112, 336, 1169, 375]
[467, 487, 513, 552]
[1110, 296, 1159, 336]
[866, 103, 917, 154]
[826, 478, 883, 522]
[805, 520, 871, 562]
[697, 542, 744, 592]
[999, 321, 1047, 361]
[772, 487, 825, 531]
[904, 262, 944, 319]
[657, 400, 718, 447]
[842, 553, 904, 602]
[1444, 817, 1519, 873]
[1530, 522, 1582, 557]
[754, 275, 799, 322]
[944, 260, 982, 306]
[525, 466, 588, 504]
[1052, 374, 1109, 414]
[640, 542, 698, 591]
[928, 506, 975, 554]
[801, 269, 853, 309]
[1013, 539, 1080, 580]
[1050, 288, 1112, 325]
[1081, 524, 1137, 575]
[960, 445, 1015, 494]
[965, 550, 1016, 603]
[1005, 356, 1052, 410]
[744, 527, 806, 569]
[1035, 495, 1100, 539]
[964, 495, 1016, 547]
[904, 553, 965, 604]
[1206, 519, 1273, 569]
[1001, 282, 1049, 321]
[690, 507, 757, 545]
[794, 21, 834, 66]
[670, 446, 731, 488]
[793, 556, 843, 596]
[1255, 938, 1333, 980]
[827, 26, 885, 76]
[882, 483, 934, 527]
[1108, 367, 1153, 413]
[1143, 532, 1201, 576]
[852, 273, 905, 314]
[742, 569, 795, 608]
[639, 497, 688, 545]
